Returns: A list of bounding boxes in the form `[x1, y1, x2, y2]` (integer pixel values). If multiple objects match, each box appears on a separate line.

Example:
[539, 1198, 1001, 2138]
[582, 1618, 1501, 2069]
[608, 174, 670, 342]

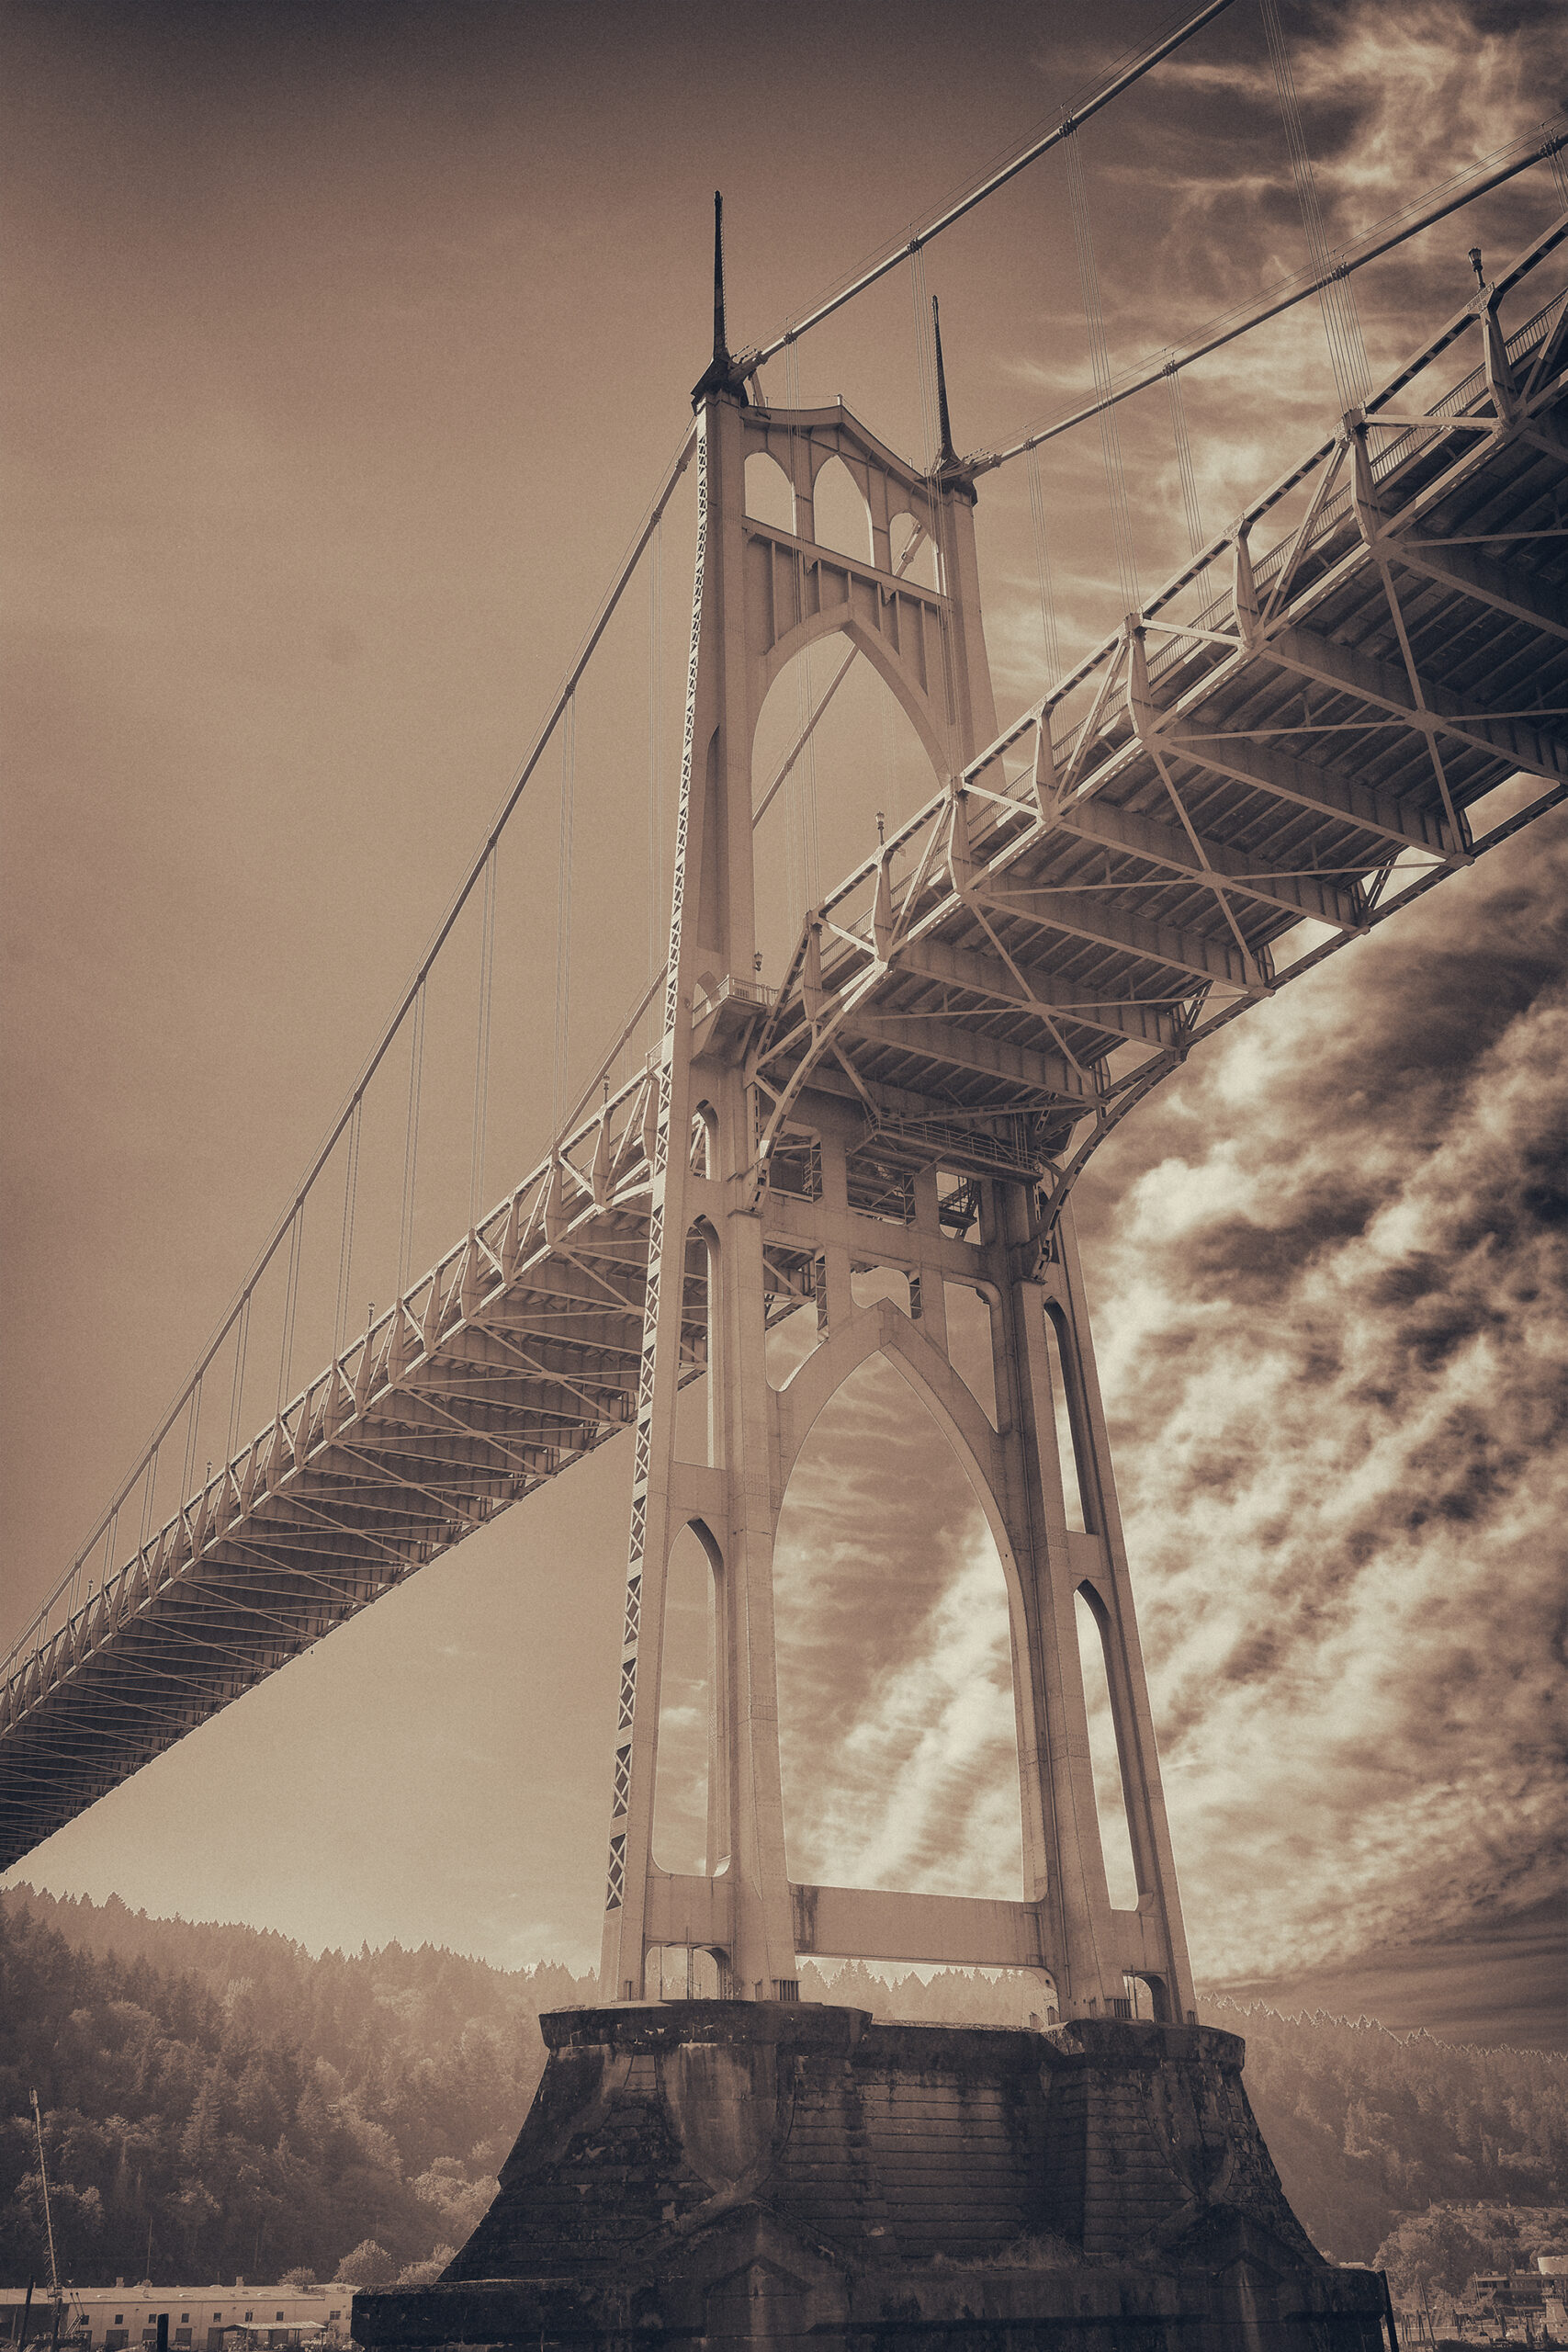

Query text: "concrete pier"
[354, 2003, 1393, 2351]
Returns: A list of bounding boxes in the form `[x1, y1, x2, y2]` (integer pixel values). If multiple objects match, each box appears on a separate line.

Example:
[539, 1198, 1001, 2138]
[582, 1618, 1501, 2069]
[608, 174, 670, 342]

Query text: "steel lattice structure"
[2, 203, 1564, 1995]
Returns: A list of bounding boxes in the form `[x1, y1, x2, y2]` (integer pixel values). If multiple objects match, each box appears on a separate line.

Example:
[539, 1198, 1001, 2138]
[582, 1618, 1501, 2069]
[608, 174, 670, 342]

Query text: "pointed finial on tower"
[692, 191, 751, 409]
[713, 190, 728, 368]
[929, 295, 976, 502]
[932, 296, 957, 467]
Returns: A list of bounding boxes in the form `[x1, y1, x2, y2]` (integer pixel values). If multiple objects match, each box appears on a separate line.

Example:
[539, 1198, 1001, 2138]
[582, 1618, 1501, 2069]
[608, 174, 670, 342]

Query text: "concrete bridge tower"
[600, 201, 1195, 2027]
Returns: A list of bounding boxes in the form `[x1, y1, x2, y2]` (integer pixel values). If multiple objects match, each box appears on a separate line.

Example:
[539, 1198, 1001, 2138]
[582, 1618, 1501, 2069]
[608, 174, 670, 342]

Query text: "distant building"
[0, 2287, 351, 2352]
[1453, 2258, 1568, 2344]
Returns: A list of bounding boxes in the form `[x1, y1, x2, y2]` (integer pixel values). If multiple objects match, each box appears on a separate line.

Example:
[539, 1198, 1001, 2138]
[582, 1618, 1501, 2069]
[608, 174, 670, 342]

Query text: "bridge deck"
[3, 232, 1564, 1871]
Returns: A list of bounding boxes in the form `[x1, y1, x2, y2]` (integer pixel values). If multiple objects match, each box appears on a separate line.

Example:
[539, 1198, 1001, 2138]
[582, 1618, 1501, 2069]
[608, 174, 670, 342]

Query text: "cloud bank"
[773, 815, 1567, 1986]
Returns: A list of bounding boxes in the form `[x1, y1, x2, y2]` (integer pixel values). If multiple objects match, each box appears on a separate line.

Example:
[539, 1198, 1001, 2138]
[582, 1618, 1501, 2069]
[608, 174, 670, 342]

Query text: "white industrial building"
[0, 2287, 351, 2352]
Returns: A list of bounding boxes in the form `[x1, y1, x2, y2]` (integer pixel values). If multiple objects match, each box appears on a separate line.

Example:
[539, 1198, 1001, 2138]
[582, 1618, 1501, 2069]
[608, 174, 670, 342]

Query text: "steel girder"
[4, 230, 1565, 1873]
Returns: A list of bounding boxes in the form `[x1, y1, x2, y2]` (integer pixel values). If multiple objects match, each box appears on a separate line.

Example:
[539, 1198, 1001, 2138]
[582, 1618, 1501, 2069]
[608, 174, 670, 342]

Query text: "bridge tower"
[600, 206, 1195, 2025]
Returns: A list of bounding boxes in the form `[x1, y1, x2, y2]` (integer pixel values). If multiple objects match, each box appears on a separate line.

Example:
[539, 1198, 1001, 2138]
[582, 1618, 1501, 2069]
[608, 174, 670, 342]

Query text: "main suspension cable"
[24, 418, 700, 1640]
[750, 0, 1238, 369]
[968, 123, 1567, 480]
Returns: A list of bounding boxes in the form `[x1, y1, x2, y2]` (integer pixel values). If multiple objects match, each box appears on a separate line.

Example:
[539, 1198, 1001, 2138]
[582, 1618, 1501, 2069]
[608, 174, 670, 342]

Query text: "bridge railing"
[6, 182, 1564, 1727]
[3, 417, 702, 1700]
[0, 1052, 669, 1724]
[953, 251, 1564, 805]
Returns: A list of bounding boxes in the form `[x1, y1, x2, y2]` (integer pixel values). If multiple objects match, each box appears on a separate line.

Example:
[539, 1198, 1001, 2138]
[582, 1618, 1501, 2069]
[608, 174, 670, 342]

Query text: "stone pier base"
[354, 2003, 1393, 2352]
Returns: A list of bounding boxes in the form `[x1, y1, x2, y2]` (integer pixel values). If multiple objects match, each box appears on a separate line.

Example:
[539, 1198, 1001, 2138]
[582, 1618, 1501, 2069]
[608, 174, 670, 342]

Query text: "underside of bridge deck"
[3, 218, 1564, 1877]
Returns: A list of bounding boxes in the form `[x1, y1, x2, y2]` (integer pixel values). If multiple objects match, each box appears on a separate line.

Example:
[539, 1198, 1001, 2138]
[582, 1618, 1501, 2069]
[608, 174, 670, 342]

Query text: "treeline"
[2, 1888, 1564, 2285]
[0, 1888, 595, 2289]
[1373, 2203, 1568, 2306]
[1199, 1996, 1568, 2263]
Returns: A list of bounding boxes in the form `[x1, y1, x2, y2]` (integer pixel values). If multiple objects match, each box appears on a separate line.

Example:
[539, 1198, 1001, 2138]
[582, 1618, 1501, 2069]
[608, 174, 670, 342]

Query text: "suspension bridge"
[3, 0, 1565, 2005]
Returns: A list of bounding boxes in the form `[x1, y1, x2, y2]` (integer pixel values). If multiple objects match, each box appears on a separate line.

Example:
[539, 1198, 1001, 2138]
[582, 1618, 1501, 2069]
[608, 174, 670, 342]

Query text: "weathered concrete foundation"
[354, 2004, 1393, 2352]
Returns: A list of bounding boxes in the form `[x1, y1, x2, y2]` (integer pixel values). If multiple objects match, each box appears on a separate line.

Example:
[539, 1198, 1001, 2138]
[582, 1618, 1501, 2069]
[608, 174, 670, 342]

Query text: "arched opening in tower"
[809, 453, 873, 563]
[750, 646, 942, 981]
[772, 1351, 1025, 1902]
[651, 1522, 717, 1879]
[1074, 1586, 1139, 1912]
[744, 449, 795, 533]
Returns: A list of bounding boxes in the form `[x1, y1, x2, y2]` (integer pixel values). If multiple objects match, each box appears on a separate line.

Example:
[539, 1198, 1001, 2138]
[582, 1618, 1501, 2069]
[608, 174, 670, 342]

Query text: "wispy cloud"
[772, 816, 1566, 1984]
[1079, 819, 1568, 1978]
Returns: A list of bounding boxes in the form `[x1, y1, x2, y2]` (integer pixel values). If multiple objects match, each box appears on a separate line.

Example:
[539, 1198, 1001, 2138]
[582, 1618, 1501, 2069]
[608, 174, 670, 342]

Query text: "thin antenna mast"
[29, 2093, 59, 2297]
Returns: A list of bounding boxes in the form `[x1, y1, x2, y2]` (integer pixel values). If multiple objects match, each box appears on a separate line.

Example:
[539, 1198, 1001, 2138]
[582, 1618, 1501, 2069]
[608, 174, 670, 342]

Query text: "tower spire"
[692, 191, 750, 409]
[930, 294, 975, 502]
[931, 295, 957, 468]
[713, 189, 728, 370]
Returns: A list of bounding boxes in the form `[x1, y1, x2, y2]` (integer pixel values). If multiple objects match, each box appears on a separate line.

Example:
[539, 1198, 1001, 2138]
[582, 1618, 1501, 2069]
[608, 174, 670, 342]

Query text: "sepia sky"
[3, 0, 1564, 2047]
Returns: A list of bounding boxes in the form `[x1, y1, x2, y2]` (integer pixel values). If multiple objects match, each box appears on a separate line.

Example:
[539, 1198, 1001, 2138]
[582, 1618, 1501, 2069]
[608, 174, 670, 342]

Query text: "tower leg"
[599, 392, 798, 2005]
[995, 1186, 1196, 2021]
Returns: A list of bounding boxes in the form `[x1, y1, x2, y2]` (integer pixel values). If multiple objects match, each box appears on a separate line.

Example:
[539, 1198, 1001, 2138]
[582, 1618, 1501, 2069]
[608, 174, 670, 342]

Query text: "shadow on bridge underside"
[3, 215, 1565, 1874]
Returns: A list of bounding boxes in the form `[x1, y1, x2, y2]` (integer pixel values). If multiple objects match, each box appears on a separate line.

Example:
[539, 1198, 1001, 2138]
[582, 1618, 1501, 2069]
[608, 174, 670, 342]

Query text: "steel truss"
[2, 215, 1564, 1908]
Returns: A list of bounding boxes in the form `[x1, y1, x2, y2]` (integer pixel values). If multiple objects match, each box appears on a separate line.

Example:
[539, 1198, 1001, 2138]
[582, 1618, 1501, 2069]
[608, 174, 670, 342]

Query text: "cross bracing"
[750, 238, 1568, 1207]
[2, 198, 1564, 1882]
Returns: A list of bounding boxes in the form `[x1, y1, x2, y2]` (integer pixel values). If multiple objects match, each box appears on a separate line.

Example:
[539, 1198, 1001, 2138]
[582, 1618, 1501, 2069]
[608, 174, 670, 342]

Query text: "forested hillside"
[1198, 1997, 1566, 2265]
[0, 1889, 594, 2289]
[2, 1888, 1563, 2288]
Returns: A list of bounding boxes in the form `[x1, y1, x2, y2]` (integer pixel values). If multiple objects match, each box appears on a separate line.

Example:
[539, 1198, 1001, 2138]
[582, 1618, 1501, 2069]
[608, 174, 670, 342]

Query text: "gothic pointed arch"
[771, 1323, 1028, 1905]
[773, 1299, 1024, 1628]
[758, 607, 952, 785]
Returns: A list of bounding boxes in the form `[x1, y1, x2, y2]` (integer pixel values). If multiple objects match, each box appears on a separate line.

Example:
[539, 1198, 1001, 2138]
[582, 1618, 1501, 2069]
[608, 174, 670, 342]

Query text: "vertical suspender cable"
[910, 255, 960, 774]
[909, 245, 938, 458]
[334, 1096, 363, 1361]
[780, 343, 805, 921]
[807, 673, 821, 906]
[649, 519, 658, 988]
[1064, 125, 1140, 616]
[138, 1445, 159, 1559]
[795, 647, 822, 911]
[779, 340, 821, 914]
[469, 849, 497, 1228]
[398, 985, 426, 1302]
[226, 1294, 251, 1465]
[921, 281, 966, 779]
[1550, 142, 1568, 209]
[911, 249, 944, 760]
[554, 697, 576, 1134]
[781, 429, 805, 922]
[795, 650, 812, 908]
[1258, 0, 1370, 411]
[278, 1208, 303, 1414]
[1165, 362, 1207, 560]
[180, 1377, 203, 1509]
[1025, 443, 1063, 682]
